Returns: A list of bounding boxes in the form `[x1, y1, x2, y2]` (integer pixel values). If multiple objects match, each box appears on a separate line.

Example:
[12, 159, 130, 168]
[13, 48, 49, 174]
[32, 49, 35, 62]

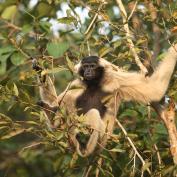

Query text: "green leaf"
[58, 17, 76, 24]
[0, 126, 9, 131]
[161, 165, 176, 176]
[0, 46, 16, 55]
[1, 5, 17, 20]
[36, 2, 52, 17]
[13, 83, 19, 96]
[39, 21, 52, 33]
[99, 46, 113, 57]
[24, 107, 30, 112]
[0, 113, 12, 122]
[113, 40, 122, 49]
[0, 53, 11, 75]
[119, 109, 138, 118]
[0, 46, 15, 74]
[142, 162, 152, 172]
[46, 67, 67, 74]
[58, 141, 68, 148]
[0, 128, 25, 140]
[153, 123, 167, 135]
[109, 148, 125, 153]
[66, 55, 74, 73]
[22, 24, 33, 34]
[47, 42, 69, 58]
[11, 52, 25, 66]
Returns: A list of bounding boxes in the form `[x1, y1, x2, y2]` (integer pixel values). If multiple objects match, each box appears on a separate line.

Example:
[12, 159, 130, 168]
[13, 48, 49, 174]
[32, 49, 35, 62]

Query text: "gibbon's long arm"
[115, 44, 177, 103]
[38, 75, 58, 107]
[32, 59, 58, 107]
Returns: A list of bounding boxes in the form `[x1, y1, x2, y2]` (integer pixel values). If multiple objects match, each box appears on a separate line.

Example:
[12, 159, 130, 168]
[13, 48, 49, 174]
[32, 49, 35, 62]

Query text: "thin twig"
[0, 18, 40, 38]
[147, 105, 162, 177]
[83, 165, 93, 177]
[9, 38, 30, 58]
[116, 0, 148, 75]
[96, 157, 102, 177]
[128, 1, 138, 21]
[84, 4, 103, 35]
[152, 101, 177, 165]
[132, 153, 136, 175]
[87, 40, 91, 56]
[115, 119, 151, 175]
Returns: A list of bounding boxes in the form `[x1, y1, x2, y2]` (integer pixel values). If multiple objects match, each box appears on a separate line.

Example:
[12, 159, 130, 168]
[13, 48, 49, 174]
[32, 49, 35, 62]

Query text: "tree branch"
[115, 119, 151, 175]
[116, 0, 148, 75]
[152, 101, 177, 164]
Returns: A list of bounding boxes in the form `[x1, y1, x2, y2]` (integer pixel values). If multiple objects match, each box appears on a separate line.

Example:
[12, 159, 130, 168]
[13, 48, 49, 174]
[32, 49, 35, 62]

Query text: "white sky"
[28, 0, 121, 36]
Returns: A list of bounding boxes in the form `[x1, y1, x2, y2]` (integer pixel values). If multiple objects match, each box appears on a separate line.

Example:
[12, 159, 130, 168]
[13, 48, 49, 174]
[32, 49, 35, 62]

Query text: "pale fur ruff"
[75, 45, 177, 104]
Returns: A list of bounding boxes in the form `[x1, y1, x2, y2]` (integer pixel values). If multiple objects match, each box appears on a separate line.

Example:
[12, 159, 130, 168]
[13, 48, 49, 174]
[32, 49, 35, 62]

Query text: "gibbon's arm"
[116, 45, 177, 103]
[38, 75, 58, 107]
[32, 59, 58, 107]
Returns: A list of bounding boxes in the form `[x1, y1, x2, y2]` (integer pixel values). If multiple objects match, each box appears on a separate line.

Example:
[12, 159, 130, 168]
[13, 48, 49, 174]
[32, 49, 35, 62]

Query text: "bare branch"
[128, 1, 138, 21]
[115, 119, 151, 175]
[145, 1, 161, 65]
[84, 3, 103, 35]
[116, 0, 148, 74]
[152, 101, 177, 165]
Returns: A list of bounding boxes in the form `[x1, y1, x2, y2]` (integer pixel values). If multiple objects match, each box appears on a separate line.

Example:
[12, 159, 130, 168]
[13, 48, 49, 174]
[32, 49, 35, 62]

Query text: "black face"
[79, 56, 104, 87]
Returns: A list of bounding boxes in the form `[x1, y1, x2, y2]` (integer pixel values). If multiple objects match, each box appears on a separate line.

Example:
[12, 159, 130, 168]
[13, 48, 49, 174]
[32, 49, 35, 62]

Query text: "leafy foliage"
[0, 0, 177, 177]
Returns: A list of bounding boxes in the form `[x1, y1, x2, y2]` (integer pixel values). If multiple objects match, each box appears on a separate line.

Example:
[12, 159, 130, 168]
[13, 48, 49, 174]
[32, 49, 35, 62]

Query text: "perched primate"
[34, 44, 177, 157]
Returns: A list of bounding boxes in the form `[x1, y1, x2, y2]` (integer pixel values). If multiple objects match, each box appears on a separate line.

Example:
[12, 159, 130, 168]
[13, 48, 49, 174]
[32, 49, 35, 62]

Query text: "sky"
[28, 0, 120, 36]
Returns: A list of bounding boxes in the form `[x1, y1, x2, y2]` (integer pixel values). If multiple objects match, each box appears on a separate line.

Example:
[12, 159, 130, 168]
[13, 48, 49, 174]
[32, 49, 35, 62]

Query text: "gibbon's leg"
[116, 44, 177, 103]
[70, 109, 106, 157]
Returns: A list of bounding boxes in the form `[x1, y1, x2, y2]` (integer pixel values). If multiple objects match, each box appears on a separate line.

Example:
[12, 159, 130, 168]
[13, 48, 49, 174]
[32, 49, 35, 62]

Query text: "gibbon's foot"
[36, 100, 58, 113]
[36, 100, 45, 107]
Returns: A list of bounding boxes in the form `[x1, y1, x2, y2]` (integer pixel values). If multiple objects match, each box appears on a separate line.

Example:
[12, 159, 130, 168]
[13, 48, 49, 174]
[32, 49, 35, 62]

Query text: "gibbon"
[34, 44, 177, 157]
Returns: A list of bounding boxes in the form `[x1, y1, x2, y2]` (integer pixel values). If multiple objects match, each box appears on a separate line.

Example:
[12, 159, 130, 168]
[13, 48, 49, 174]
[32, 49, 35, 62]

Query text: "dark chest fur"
[75, 88, 109, 117]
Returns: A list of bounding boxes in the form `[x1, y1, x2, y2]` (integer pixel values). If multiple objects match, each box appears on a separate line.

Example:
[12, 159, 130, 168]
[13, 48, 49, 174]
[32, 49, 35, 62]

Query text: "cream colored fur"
[100, 44, 177, 103]
[38, 44, 177, 157]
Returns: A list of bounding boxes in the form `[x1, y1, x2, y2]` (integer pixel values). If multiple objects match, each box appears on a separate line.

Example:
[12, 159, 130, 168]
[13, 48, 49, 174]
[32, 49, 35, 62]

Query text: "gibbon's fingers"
[32, 58, 42, 72]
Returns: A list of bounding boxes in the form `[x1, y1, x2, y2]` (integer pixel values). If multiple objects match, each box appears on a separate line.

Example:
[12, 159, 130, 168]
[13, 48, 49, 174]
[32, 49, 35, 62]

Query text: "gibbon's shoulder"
[98, 58, 123, 92]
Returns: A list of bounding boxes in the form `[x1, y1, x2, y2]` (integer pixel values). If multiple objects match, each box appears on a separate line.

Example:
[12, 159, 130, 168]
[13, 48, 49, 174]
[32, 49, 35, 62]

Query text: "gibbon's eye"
[82, 64, 88, 69]
[82, 63, 97, 69]
[90, 64, 97, 69]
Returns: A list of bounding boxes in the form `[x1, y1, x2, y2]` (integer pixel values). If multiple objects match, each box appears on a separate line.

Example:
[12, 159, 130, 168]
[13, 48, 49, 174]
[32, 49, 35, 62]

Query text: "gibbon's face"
[79, 56, 104, 84]
[82, 62, 98, 80]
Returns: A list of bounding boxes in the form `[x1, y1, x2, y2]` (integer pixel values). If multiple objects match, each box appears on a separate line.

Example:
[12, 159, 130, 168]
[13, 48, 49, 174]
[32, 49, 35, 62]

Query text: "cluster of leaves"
[0, 0, 177, 177]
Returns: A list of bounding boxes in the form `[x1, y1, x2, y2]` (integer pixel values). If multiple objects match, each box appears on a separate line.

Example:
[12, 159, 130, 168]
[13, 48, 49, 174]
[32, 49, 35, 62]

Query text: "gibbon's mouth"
[84, 76, 95, 81]
[84, 75, 96, 80]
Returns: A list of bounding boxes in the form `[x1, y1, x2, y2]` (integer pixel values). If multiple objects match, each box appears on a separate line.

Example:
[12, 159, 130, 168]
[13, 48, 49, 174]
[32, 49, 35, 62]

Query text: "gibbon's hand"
[32, 58, 46, 83]
[32, 58, 43, 72]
